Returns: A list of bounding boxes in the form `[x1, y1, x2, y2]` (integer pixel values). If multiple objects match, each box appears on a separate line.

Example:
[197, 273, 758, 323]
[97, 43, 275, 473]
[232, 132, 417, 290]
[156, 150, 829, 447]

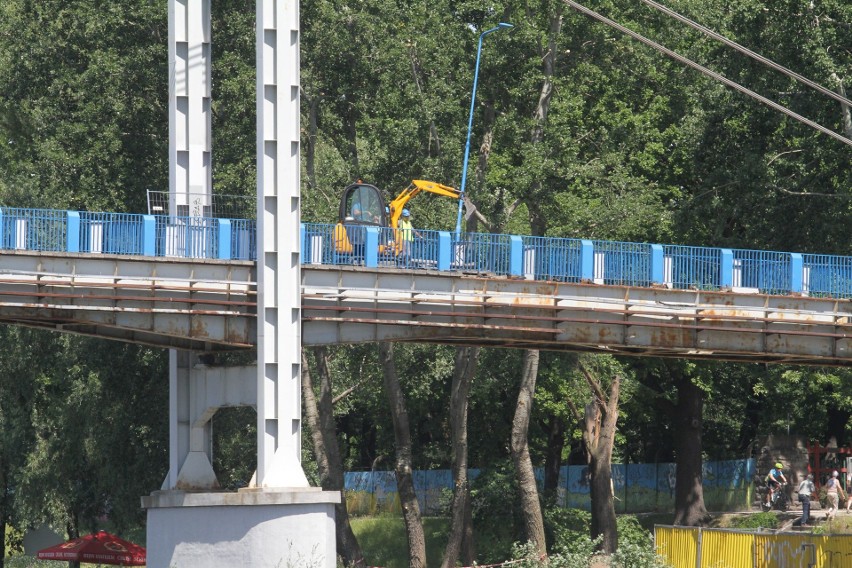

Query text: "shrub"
[729, 512, 779, 529]
[510, 538, 671, 568]
[469, 461, 524, 562]
[616, 515, 655, 549]
[545, 508, 592, 554]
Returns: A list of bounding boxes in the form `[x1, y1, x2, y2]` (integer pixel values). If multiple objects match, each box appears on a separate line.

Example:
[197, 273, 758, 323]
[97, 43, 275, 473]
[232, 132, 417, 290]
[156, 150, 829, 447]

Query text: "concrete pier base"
[143, 488, 340, 568]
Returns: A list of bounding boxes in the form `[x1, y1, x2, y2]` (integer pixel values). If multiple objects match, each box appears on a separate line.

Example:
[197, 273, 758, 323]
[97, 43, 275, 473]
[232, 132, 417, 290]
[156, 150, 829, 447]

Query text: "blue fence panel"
[803, 254, 852, 298]
[592, 240, 653, 287]
[374, 226, 442, 269]
[522, 236, 584, 282]
[155, 216, 219, 259]
[407, 228, 441, 270]
[451, 232, 512, 275]
[230, 218, 256, 260]
[732, 249, 791, 294]
[80, 212, 146, 255]
[656, 463, 677, 511]
[0, 208, 67, 251]
[302, 223, 341, 265]
[664, 245, 721, 290]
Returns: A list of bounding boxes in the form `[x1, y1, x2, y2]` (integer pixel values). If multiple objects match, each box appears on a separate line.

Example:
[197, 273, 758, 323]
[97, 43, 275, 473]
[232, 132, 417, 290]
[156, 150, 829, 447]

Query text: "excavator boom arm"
[387, 179, 461, 229]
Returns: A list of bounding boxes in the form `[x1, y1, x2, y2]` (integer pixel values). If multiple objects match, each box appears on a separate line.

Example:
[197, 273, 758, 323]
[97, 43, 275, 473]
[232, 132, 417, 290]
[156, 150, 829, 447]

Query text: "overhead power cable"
[641, 0, 852, 108]
[563, 0, 852, 148]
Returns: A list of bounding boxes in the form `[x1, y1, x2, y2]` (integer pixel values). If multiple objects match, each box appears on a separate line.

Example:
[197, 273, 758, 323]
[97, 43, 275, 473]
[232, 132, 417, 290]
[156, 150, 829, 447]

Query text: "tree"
[510, 350, 547, 557]
[668, 364, 710, 526]
[0, 328, 53, 567]
[441, 347, 480, 568]
[15, 336, 166, 540]
[0, 2, 167, 211]
[378, 343, 426, 568]
[566, 359, 621, 554]
[302, 347, 366, 568]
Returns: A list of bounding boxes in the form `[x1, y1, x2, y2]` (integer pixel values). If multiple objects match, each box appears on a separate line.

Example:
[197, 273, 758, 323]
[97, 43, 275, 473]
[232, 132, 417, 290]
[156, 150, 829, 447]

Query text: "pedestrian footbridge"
[0, 207, 849, 366]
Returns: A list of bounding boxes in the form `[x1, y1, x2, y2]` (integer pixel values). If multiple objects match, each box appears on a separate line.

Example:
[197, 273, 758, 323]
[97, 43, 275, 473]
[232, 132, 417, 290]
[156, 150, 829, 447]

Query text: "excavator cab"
[333, 179, 466, 259]
[334, 182, 389, 255]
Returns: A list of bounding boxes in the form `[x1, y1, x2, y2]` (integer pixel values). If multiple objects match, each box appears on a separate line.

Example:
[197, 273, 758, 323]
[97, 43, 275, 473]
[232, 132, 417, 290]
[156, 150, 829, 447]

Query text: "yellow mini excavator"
[333, 179, 466, 256]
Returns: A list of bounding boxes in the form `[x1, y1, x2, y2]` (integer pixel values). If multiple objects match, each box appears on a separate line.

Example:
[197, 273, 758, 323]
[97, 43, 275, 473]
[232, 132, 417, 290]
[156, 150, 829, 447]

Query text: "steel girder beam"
[0, 251, 256, 350]
[302, 266, 852, 367]
[0, 257, 849, 367]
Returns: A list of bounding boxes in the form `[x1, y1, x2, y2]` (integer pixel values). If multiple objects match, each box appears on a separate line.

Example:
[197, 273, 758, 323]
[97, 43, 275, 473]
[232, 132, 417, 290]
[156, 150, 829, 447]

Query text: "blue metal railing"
[1, 208, 851, 299]
[803, 254, 852, 298]
[664, 245, 721, 290]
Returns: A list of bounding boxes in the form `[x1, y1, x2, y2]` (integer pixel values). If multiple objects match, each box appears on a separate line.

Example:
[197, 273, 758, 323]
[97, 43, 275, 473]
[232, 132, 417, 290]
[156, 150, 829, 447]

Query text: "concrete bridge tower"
[142, 2, 339, 566]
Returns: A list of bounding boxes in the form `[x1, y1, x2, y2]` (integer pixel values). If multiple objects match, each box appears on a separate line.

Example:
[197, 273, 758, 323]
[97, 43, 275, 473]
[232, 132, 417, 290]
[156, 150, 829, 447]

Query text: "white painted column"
[165, 350, 191, 490]
[166, 0, 213, 491]
[169, 0, 212, 217]
[255, 0, 308, 488]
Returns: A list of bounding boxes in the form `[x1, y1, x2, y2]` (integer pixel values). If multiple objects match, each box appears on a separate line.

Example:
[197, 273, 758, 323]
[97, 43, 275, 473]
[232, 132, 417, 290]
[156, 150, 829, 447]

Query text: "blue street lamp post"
[455, 22, 513, 235]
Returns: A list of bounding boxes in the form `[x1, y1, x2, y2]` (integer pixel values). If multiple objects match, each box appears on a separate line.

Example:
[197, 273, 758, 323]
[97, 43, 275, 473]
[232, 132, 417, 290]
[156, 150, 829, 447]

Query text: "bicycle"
[762, 482, 789, 511]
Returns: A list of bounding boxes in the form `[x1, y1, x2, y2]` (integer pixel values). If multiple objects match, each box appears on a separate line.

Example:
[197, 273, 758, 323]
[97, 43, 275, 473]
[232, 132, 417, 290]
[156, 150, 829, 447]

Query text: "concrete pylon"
[145, 2, 339, 567]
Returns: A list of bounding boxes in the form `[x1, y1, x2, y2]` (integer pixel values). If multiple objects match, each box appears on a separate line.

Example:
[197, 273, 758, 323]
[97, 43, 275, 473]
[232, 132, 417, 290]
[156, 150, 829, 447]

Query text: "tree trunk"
[67, 519, 80, 568]
[378, 343, 426, 568]
[837, 78, 852, 139]
[302, 88, 319, 192]
[510, 349, 547, 558]
[525, 8, 563, 237]
[672, 376, 709, 526]
[585, 400, 618, 554]
[574, 364, 620, 554]
[441, 347, 480, 568]
[301, 348, 366, 567]
[0, 512, 5, 568]
[0, 463, 7, 568]
[542, 415, 566, 505]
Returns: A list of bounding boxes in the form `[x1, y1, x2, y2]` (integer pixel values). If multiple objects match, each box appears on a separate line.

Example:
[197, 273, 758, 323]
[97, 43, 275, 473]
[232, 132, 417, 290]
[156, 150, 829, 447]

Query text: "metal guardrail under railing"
[0, 208, 850, 299]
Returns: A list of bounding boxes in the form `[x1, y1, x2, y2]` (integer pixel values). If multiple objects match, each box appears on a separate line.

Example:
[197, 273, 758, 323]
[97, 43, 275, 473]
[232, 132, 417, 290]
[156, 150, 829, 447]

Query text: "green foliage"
[510, 537, 671, 568]
[545, 508, 592, 554]
[469, 460, 523, 563]
[212, 407, 257, 490]
[728, 512, 780, 529]
[616, 515, 656, 550]
[349, 516, 449, 568]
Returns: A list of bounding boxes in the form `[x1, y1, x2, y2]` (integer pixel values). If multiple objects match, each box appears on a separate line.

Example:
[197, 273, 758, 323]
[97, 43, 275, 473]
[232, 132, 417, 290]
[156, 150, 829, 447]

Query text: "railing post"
[67, 211, 81, 253]
[143, 215, 157, 256]
[217, 219, 232, 260]
[790, 253, 803, 293]
[300, 224, 306, 265]
[581, 240, 594, 281]
[651, 244, 664, 285]
[720, 249, 733, 288]
[0, 209, 4, 249]
[365, 227, 379, 267]
[510, 235, 523, 277]
[437, 231, 451, 271]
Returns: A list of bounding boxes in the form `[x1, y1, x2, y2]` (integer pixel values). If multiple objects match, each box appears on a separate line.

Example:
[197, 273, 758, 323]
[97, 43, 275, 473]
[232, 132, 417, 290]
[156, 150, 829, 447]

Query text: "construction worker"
[399, 209, 421, 265]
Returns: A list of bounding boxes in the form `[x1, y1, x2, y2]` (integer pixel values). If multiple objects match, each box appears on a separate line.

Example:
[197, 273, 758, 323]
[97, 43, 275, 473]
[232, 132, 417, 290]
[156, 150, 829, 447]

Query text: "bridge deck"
[0, 251, 256, 350]
[302, 266, 852, 367]
[0, 252, 849, 366]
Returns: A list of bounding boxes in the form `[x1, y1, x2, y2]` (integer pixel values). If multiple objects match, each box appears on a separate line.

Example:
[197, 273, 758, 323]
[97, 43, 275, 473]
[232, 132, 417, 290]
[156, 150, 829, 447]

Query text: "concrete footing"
[142, 488, 340, 568]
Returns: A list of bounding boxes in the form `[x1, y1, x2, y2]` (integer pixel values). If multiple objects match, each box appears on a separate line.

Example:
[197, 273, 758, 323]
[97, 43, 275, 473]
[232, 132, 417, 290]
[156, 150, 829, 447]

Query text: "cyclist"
[765, 462, 787, 507]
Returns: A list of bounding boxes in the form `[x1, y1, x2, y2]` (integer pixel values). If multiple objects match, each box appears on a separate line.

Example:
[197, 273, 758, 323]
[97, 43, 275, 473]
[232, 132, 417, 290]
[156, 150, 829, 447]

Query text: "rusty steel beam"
[0, 254, 849, 366]
[0, 251, 256, 350]
[301, 265, 852, 367]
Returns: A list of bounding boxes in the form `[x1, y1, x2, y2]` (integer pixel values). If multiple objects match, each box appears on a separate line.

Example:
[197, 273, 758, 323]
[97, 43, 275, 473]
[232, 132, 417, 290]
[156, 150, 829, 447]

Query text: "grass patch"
[351, 516, 449, 568]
